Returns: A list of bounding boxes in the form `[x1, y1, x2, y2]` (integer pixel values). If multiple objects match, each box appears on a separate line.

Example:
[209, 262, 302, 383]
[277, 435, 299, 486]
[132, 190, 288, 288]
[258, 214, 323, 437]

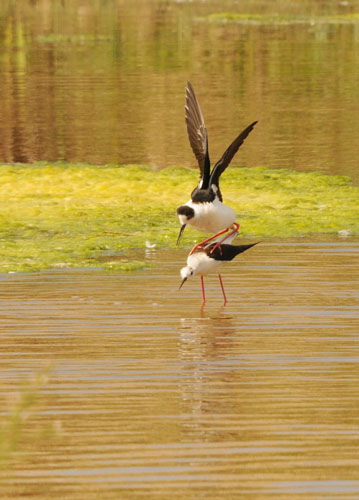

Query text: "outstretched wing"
[185, 81, 211, 189]
[209, 120, 258, 189]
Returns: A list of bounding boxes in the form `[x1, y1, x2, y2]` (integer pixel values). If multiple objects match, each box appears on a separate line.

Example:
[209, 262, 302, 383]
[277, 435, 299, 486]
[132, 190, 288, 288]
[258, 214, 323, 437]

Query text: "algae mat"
[0, 163, 358, 272]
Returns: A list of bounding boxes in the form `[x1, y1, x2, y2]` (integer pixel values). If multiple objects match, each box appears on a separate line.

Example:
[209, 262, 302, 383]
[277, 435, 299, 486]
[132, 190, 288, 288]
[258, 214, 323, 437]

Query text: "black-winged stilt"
[179, 231, 258, 306]
[176, 81, 257, 247]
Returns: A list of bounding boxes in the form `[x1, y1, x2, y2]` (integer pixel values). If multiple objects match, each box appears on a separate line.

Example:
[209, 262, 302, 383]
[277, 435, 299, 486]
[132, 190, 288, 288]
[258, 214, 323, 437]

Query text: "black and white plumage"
[176, 81, 257, 245]
[179, 232, 258, 305]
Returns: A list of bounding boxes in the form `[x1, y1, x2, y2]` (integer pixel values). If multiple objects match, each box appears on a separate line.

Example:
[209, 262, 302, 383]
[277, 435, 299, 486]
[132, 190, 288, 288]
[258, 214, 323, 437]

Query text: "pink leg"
[189, 226, 232, 256]
[189, 222, 240, 256]
[218, 273, 227, 305]
[201, 275, 206, 306]
[210, 222, 240, 254]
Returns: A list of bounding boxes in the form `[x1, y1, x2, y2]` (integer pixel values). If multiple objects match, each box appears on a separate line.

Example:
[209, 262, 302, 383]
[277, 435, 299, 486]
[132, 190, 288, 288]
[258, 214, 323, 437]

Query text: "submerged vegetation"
[0, 162, 358, 273]
[0, 371, 53, 469]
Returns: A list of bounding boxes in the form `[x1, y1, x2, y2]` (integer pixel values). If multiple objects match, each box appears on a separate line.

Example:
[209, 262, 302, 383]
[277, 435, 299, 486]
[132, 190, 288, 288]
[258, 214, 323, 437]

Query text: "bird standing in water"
[176, 81, 257, 248]
[179, 231, 258, 306]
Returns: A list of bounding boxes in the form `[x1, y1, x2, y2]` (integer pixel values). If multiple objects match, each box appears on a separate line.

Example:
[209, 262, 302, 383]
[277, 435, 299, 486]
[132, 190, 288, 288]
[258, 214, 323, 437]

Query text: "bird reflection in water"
[178, 313, 238, 439]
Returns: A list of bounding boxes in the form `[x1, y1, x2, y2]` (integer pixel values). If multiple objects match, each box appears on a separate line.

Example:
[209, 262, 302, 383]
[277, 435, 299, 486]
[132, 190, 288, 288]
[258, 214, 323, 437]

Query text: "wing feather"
[209, 120, 258, 189]
[185, 81, 210, 188]
[206, 242, 258, 261]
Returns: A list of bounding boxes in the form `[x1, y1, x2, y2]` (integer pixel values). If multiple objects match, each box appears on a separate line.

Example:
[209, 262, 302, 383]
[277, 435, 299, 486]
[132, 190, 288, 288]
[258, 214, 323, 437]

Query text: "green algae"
[0, 162, 358, 273]
[205, 12, 359, 25]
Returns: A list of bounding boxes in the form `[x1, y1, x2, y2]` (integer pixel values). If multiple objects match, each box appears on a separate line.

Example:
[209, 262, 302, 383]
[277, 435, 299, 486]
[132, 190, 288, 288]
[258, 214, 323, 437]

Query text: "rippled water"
[1, 240, 359, 499]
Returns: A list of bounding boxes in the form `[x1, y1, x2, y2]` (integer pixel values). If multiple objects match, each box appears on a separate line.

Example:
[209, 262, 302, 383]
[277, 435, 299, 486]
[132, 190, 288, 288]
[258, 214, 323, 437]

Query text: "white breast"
[187, 198, 236, 233]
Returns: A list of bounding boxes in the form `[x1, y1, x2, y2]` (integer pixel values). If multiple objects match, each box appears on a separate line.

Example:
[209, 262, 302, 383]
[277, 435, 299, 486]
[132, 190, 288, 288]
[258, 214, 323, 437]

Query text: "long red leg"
[189, 227, 231, 256]
[210, 222, 240, 254]
[201, 275, 206, 306]
[189, 222, 240, 256]
[218, 273, 227, 305]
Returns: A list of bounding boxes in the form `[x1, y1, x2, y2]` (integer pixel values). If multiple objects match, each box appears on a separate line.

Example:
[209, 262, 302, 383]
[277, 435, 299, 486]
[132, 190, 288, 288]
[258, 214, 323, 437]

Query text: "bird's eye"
[190, 270, 194, 276]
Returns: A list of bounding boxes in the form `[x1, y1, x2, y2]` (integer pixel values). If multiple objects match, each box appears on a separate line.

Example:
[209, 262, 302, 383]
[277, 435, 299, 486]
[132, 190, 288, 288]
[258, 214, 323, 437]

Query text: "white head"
[179, 265, 195, 289]
[176, 205, 196, 245]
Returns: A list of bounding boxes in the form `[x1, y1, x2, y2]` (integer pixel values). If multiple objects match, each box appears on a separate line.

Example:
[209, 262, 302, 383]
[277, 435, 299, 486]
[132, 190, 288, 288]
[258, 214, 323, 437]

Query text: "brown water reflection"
[1, 0, 359, 179]
[0, 240, 359, 499]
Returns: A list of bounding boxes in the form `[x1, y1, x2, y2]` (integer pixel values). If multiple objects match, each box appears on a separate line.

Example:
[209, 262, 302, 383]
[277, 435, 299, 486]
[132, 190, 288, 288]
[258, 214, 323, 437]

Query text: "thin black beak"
[179, 277, 187, 290]
[176, 224, 186, 246]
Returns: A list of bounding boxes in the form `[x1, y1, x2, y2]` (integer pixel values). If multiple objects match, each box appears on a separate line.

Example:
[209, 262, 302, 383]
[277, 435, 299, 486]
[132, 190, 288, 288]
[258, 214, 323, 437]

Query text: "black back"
[191, 186, 218, 203]
[202, 242, 258, 261]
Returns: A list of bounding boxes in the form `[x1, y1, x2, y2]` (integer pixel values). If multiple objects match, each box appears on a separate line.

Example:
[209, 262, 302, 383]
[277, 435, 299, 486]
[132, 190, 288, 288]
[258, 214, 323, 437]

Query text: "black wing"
[209, 120, 258, 189]
[185, 81, 211, 189]
[206, 242, 258, 261]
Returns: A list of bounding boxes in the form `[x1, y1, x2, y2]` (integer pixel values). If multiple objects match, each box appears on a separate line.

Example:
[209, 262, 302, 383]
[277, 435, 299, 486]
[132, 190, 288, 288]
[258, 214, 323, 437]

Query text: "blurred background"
[1, 0, 359, 179]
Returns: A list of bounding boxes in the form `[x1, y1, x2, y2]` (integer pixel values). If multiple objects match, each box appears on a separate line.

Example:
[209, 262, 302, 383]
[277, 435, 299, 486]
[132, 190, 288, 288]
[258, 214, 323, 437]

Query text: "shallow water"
[1, 0, 359, 179]
[1, 239, 359, 499]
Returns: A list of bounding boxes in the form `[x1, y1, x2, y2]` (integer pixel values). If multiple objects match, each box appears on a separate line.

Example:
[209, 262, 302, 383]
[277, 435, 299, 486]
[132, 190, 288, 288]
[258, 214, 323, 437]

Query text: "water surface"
[1, 0, 359, 179]
[1, 240, 359, 499]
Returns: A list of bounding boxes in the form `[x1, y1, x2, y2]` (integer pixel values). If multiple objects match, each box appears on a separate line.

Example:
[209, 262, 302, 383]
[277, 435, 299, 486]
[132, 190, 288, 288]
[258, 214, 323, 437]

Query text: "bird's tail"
[232, 242, 259, 256]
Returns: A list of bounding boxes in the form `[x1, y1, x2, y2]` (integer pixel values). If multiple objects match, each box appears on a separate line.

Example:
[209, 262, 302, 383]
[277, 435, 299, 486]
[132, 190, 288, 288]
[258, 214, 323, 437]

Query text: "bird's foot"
[189, 223, 239, 256]
[209, 222, 240, 254]
[209, 242, 223, 255]
[189, 232, 225, 255]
